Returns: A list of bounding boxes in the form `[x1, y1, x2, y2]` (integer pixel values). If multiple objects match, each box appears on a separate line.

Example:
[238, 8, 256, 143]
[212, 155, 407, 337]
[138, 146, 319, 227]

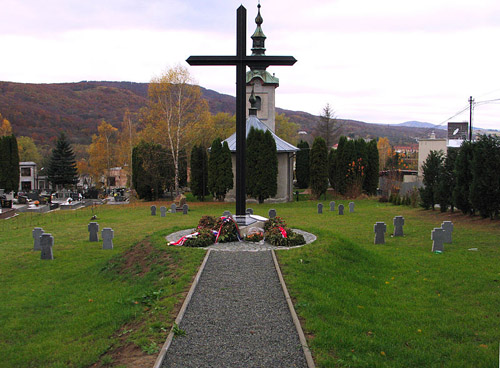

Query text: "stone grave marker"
[246, 208, 254, 215]
[88, 222, 99, 242]
[32, 227, 44, 251]
[269, 209, 277, 219]
[171, 203, 177, 213]
[441, 221, 453, 243]
[393, 216, 405, 237]
[223, 210, 232, 217]
[329, 201, 335, 211]
[183, 204, 188, 215]
[151, 205, 157, 216]
[160, 206, 167, 217]
[40, 233, 54, 260]
[374, 222, 387, 244]
[432, 227, 445, 252]
[338, 204, 344, 215]
[317, 203, 323, 214]
[349, 202, 355, 213]
[102, 228, 114, 250]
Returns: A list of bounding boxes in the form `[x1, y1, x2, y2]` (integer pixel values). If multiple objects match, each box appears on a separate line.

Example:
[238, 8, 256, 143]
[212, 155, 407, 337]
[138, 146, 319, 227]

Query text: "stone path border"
[166, 228, 316, 252]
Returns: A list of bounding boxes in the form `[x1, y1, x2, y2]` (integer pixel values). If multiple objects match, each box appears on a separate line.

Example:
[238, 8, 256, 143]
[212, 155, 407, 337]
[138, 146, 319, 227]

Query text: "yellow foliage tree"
[275, 113, 299, 145]
[0, 113, 13, 136]
[115, 110, 138, 185]
[17, 136, 42, 165]
[377, 137, 392, 170]
[88, 120, 118, 186]
[144, 65, 210, 193]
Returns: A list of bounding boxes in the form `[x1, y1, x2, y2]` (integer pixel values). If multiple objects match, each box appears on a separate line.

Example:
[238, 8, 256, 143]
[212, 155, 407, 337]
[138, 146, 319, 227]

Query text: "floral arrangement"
[264, 216, 305, 247]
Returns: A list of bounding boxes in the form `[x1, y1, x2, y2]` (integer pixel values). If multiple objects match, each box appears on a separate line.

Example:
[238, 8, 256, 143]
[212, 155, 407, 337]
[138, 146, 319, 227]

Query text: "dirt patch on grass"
[106, 238, 172, 277]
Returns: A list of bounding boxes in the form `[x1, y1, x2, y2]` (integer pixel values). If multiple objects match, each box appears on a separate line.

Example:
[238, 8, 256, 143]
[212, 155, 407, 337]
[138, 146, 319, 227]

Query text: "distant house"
[107, 167, 128, 189]
[417, 132, 447, 178]
[19, 162, 37, 192]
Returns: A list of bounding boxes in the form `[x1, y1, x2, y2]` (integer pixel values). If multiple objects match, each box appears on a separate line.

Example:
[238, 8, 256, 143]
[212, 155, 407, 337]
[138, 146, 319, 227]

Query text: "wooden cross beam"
[187, 5, 296, 217]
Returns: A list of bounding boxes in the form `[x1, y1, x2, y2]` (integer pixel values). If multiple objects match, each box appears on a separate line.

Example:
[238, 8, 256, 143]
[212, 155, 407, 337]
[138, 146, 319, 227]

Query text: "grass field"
[1, 197, 499, 367]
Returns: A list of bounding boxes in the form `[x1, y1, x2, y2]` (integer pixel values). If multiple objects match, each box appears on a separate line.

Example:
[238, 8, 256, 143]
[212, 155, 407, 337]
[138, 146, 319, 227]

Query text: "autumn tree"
[314, 103, 341, 149]
[145, 65, 210, 194]
[275, 113, 299, 145]
[88, 120, 118, 186]
[47, 133, 78, 189]
[115, 110, 138, 185]
[17, 136, 42, 166]
[0, 113, 13, 136]
[377, 137, 392, 170]
[0, 135, 20, 192]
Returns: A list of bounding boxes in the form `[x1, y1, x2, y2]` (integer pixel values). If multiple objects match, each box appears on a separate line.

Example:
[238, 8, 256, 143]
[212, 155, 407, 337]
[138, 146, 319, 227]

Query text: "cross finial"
[251, 1, 266, 57]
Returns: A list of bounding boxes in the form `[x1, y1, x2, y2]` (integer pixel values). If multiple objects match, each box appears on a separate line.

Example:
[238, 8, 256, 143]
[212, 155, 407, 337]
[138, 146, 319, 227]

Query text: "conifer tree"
[309, 137, 328, 199]
[190, 145, 208, 201]
[363, 139, 379, 195]
[47, 133, 78, 189]
[296, 140, 310, 189]
[0, 135, 20, 192]
[328, 148, 337, 192]
[208, 138, 233, 201]
[247, 128, 277, 203]
[436, 148, 457, 212]
[469, 135, 500, 219]
[419, 150, 444, 210]
[453, 141, 474, 215]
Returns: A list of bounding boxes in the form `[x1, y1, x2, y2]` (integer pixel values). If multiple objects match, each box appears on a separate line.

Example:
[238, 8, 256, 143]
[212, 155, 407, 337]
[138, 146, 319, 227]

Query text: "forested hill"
[0, 81, 445, 145]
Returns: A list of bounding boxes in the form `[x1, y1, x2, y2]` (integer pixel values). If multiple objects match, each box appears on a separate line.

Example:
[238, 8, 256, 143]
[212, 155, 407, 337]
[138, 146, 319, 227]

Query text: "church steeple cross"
[186, 5, 296, 218]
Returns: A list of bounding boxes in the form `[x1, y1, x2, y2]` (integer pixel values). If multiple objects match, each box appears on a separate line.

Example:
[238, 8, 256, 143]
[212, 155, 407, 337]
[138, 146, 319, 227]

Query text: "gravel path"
[160, 251, 309, 368]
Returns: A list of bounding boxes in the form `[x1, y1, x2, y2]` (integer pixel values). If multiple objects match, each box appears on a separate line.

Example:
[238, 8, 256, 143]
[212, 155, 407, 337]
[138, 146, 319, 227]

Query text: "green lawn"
[1, 198, 499, 367]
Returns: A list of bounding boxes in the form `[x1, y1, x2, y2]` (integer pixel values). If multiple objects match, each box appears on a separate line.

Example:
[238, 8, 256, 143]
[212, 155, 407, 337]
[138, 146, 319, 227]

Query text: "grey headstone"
[160, 206, 167, 217]
[441, 221, 453, 243]
[171, 203, 177, 213]
[268, 209, 277, 219]
[338, 204, 344, 215]
[349, 202, 355, 213]
[329, 201, 335, 211]
[182, 204, 188, 215]
[374, 222, 387, 244]
[246, 208, 254, 215]
[317, 203, 323, 214]
[151, 205, 157, 216]
[33, 227, 44, 251]
[102, 228, 114, 250]
[393, 216, 405, 237]
[432, 227, 445, 252]
[88, 222, 99, 242]
[40, 233, 54, 260]
[223, 210, 232, 217]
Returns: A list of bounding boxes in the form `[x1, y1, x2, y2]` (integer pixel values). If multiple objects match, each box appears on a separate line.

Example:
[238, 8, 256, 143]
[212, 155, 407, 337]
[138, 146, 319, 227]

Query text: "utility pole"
[469, 96, 474, 141]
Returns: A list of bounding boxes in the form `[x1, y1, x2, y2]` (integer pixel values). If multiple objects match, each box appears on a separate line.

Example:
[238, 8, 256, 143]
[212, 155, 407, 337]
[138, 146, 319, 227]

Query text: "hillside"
[0, 81, 446, 146]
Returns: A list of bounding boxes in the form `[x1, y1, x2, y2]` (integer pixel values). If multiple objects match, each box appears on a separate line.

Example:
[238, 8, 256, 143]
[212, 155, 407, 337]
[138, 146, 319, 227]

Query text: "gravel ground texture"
[160, 251, 308, 368]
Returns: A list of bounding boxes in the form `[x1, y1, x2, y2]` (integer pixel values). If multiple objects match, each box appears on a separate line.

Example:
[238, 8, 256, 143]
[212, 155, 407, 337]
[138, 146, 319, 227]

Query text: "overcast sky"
[1, 0, 500, 130]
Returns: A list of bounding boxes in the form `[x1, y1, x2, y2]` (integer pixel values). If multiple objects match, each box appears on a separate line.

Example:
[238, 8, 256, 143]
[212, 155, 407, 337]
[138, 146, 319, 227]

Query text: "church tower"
[246, 3, 279, 133]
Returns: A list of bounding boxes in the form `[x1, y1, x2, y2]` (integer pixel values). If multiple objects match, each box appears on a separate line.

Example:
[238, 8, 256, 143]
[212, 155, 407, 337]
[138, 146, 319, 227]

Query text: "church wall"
[224, 152, 293, 203]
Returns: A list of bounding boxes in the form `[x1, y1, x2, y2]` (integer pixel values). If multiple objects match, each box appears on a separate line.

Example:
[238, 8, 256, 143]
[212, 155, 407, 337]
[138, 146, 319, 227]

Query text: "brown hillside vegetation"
[0, 81, 446, 146]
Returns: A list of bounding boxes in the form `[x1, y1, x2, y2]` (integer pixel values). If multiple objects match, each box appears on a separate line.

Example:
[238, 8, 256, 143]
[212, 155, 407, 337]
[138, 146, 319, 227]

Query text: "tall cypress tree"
[208, 138, 233, 201]
[364, 139, 379, 195]
[436, 148, 457, 212]
[328, 148, 337, 192]
[419, 150, 444, 210]
[190, 145, 208, 201]
[296, 140, 310, 189]
[309, 137, 328, 199]
[247, 128, 277, 203]
[0, 135, 20, 192]
[47, 133, 78, 189]
[453, 141, 474, 215]
[469, 135, 500, 219]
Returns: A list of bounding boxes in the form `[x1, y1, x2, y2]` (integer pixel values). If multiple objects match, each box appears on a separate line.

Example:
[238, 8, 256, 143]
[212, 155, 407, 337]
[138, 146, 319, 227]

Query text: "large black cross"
[187, 5, 296, 217]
